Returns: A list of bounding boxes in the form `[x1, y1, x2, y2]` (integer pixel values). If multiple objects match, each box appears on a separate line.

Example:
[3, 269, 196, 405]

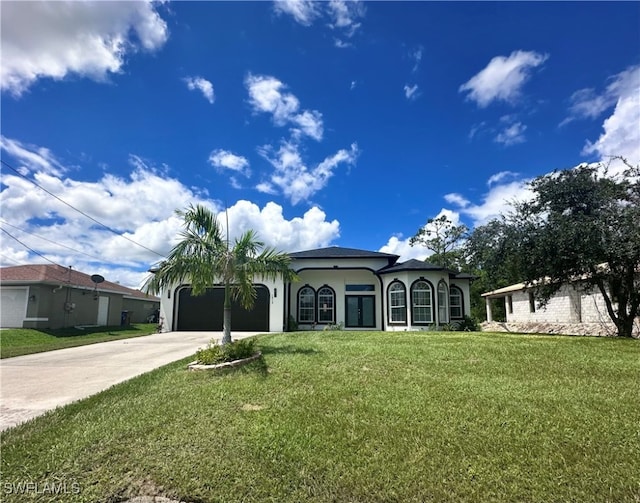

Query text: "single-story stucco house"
[481, 279, 640, 336]
[0, 265, 160, 329]
[157, 246, 473, 333]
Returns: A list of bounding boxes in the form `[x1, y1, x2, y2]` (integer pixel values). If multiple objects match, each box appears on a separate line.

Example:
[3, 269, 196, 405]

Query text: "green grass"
[1, 331, 639, 502]
[0, 324, 158, 358]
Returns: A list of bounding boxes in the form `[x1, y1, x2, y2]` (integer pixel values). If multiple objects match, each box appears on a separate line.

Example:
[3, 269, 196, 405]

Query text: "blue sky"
[1, 1, 639, 288]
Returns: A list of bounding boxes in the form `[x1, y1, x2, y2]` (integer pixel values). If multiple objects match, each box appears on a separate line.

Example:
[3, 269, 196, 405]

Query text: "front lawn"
[0, 324, 158, 358]
[1, 331, 638, 502]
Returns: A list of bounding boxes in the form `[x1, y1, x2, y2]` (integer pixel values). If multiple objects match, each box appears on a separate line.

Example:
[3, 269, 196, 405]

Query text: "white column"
[485, 297, 493, 322]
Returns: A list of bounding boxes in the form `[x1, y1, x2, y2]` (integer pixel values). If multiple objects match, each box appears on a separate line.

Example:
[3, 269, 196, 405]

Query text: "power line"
[1, 228, 61, 266]
[0, 253, 74, 285]
[0, 219, 107, 263]
[0, 159, 165, 257]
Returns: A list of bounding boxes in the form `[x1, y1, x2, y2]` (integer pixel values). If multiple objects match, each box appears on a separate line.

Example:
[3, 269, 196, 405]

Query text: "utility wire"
[0, 252, 75, 285]
[1, 159, 165, 257]
[1, 228, 61, 266]
[0, 219, 107, 263]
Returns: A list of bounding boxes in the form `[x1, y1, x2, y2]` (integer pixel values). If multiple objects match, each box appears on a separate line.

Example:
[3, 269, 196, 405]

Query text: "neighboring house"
[0, 265, 160, 329]
[481, 280, 640, 336]
[158, 246, 473, 332]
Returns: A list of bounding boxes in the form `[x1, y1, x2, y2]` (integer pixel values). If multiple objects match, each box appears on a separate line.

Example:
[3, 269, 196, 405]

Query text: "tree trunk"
[222, 282, 232, 345]
[595, 277, 636, 338]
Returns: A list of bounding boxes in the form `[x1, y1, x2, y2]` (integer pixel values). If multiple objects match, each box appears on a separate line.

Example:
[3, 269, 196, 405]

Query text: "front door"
[345, 296, 375, 328]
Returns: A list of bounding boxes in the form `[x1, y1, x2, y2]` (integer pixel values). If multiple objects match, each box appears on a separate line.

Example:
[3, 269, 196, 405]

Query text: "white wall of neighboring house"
[485, 280, 640, 336]
[505, 284, 617, 325]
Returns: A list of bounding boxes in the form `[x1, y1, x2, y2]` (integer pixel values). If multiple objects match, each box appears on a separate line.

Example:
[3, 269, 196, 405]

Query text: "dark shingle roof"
[378, 259, 447, 274]
[289, 246, 399, 261]
[379, 260, 475, 280]
[0, 265, 159, 301]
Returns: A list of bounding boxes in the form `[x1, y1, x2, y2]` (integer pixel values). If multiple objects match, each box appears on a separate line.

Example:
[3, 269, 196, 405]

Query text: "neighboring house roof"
[290, 246, 399, 261]
[481, 283, 528, 298]
[0, 265, 159, 302]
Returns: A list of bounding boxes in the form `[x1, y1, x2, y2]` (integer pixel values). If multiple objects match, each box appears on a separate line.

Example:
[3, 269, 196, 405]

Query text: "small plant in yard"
[287, 314, 298, 332]
[195, 338, 257, 365]
[441, 315, 479, 332]
[323, 321, 344, 331]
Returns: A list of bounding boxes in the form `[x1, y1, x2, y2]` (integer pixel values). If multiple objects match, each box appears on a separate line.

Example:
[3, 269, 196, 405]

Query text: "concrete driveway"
[0, 331, 261, 431]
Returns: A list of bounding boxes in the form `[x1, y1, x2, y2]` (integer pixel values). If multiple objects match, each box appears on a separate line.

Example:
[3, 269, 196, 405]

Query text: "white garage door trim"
[1, 287, 29, 328]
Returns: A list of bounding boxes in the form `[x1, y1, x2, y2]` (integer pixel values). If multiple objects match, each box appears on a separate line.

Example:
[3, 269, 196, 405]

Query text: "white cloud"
[259, 141, 359, 205]
[245, 74, 324, 141]
[444, 193, 470, 208]
[334, 39, 352, 49]
[327, 0, 365, 38]
[255, 182, 278, 195]
[445, 180, 534, 227]
[291, 110, 324, 141]
[487, 171, 519, 186]
[222, 201, 340, 252]
[459, 50, 548, 108]
[404, 84, 420, 101]
[350, 80, 357, 90]
[273, 0, 320, 27]
[582, 93, 640, 165]
[378, 235, 430, 262]
[410, 45, 423, 73]
[379, 209, 463, 261]
[1, 1, 168, 96]
[468, 122, 487, 140]
[494, 121, 527, 146]
[562, 65, 640, 127]
[564, 65, 640, 166]
[0, 137, 344, 287]
[275, 0, 365, 44]
[448, 68, 639, 230]
[208, 149, 250, 176]
[184, 76, 215, 104]
[0, 135, 65, 176]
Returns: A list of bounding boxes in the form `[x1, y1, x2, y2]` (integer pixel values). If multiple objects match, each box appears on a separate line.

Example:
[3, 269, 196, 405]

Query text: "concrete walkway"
[0, 331, 261, 431]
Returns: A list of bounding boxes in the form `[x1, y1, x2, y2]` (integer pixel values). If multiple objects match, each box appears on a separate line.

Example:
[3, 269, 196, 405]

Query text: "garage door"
[0, 287, 28, 328]
[176, 286, 269, 331]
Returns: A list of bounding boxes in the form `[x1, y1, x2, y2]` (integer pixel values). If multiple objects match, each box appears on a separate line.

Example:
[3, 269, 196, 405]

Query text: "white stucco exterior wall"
[158, 277, 285, 333]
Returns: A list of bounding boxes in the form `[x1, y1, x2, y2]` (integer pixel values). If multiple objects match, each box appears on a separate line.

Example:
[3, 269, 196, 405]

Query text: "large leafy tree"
[468, 159, 640, 337]
[409, 214, 468, 269]
[144, 204, 297, 344]
[464, 218, 525, 321]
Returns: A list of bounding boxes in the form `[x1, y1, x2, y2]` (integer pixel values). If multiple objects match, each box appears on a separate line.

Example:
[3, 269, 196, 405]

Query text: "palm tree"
[144, 204, 297, 344]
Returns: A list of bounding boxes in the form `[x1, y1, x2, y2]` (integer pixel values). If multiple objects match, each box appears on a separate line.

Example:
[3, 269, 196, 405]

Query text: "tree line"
[410, 159, 639, 338]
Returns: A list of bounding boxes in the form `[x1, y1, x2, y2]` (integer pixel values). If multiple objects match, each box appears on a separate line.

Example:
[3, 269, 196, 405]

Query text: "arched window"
[317, 286, 335, 323]
[388, 281, 406, 324]
[411, 280, 433, 324]
[438, 281, 449, 324]
[450, 286, 463, 319]
[298, 286, 315, 323]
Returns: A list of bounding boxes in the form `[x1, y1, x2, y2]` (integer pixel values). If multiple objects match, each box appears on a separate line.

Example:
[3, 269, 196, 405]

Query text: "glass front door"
[345, 296, 375, 328]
